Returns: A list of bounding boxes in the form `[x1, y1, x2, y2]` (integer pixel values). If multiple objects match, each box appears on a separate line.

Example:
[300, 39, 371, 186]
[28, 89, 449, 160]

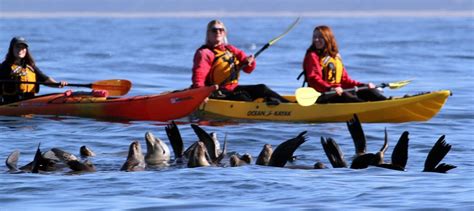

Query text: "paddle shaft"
[0, 80, 91, 88]
[323, 83, 388, 95]
[0, 79, 132, 96]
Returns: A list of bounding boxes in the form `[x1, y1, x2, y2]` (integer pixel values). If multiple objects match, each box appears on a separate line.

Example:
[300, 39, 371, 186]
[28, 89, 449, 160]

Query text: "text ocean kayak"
[195, 90, 451, 123]
[0, 86, 216, 121]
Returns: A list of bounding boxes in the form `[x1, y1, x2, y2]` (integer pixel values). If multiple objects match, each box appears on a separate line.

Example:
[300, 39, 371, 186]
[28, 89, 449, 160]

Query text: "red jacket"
[191, 44, 256, 91]
[303, 50, 363, 93]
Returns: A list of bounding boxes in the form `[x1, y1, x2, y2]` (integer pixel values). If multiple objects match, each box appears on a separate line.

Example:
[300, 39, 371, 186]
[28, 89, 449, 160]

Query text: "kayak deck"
[195, 90, 451, 123]
[0, 86, 216, 122]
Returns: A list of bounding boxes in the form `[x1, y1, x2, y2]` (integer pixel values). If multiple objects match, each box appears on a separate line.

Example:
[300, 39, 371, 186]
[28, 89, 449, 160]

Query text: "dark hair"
[4, 37, 36, 67]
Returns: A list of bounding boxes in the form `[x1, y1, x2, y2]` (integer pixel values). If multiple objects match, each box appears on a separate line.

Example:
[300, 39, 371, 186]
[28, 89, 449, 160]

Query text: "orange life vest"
[208, 47, 240, 86]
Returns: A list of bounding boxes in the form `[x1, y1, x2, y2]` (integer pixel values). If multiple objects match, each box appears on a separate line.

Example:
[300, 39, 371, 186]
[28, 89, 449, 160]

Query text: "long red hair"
[314, 25, 339, 58]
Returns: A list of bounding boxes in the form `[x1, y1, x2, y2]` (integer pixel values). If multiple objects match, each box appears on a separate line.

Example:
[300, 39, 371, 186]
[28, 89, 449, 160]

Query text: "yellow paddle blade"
[268, 17, 301, 45]
[91, 79, 132, 96]
[387, 80, 412, 89]
[295, 87, 321, 106]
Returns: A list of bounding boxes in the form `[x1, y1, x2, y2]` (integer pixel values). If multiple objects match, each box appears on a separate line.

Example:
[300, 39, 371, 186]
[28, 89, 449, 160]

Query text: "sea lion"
[80, 146, 96, 157]
[229, 153, 252, 167]
[256, 144, 273, 166]
[347, 114, 410, 171]
[165, 121, 184, 163]
[376, 131, 410, 171]
[187, 141, 211, 168]
[191, 124, 225, 163]
[144, 131, 171, 167]
[268, 131, 308, 167]
[191, 124, 217, 160]
[51, 148, 96, 172]
[5, 143, 61, 173]
[120, 140, 146, 172]
[423, 135, 456, 173]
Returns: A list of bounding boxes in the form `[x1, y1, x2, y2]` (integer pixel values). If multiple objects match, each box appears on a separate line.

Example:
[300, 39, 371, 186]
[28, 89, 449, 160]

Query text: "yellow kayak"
[195, 90, 451, 123]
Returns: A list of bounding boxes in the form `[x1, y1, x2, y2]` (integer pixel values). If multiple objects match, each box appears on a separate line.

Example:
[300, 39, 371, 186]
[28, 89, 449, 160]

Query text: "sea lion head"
[187, 141, 211, 168]
[80, 146, 96, 157]
[256, 144, 273, 166]
[144, 132, 171, 166]
[121, 140, 145, 171]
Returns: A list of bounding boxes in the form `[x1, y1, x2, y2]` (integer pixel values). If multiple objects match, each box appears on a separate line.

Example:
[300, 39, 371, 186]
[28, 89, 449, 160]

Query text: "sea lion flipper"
[166, 121, 184, 160]
[347, 114, 367, 156]
[423, 135, 455, 173]
[6, 150, 20, 171]
[391, 131, 409, 169]
[31, 143, 43, 173]
[191, 124, 217, 161]
[215, 140, 227, 164]
[268, 131, 308, 167]
[322, 137, 347, 168]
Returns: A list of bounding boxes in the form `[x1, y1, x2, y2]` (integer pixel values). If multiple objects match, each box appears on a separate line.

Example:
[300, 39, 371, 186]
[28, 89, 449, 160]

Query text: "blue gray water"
[0, 17, 473, 210]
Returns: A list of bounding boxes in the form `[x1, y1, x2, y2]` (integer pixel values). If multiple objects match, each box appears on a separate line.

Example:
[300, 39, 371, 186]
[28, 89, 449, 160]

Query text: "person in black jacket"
[0, 36, 68, 104]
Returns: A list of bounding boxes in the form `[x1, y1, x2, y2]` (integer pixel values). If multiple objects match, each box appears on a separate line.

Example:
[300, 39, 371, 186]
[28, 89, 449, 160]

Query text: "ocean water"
[0, 17, 473, 210]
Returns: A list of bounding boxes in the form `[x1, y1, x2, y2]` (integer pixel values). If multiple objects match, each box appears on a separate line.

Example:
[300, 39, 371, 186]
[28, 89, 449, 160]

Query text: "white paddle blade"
[295, 87, 320, 106]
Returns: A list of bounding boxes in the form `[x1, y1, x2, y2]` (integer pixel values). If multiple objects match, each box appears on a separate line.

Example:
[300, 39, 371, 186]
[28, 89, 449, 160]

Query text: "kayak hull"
[196, 90, 451, 123]
[0, 86, 216, 122]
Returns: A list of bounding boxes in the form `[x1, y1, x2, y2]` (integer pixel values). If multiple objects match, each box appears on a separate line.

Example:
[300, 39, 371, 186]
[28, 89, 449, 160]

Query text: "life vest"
[320, 55, 343, 84]
[208, 46, 240, 86]
[2, 64, 37, 95]
[297, 54, 344, 87]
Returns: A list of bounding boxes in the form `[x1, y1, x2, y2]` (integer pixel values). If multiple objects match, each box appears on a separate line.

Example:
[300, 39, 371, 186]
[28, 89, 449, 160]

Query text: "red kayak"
[0, 86, 216, 121]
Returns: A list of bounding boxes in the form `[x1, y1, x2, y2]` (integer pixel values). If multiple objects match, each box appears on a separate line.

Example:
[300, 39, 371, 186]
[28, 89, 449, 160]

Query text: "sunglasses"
[210, 27, 225, 33]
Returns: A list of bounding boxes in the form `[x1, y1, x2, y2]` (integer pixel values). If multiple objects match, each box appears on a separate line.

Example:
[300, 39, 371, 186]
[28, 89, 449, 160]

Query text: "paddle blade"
[387, 80, 412, 89]
[295, 87, 320, 106]
[91, 79, 132, 96]
[268, 17, 301, 46]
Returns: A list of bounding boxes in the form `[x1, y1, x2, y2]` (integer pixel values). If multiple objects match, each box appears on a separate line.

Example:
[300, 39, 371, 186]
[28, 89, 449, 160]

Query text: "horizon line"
[1, 10, 473, 18]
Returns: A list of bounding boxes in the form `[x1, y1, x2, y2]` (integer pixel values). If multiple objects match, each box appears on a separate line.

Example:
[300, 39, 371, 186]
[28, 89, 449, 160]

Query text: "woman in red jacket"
[302, 25, 386, 103]
[191, 20, 289, 104]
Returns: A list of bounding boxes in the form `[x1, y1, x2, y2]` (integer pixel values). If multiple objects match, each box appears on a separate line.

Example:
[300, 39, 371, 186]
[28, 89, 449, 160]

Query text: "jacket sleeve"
[339, 67, 364, 89]
[191, 48, 213, 88]
[228, 45, 256, 73]
[33, 66, 49, 82]
[303, 52, 332, 92]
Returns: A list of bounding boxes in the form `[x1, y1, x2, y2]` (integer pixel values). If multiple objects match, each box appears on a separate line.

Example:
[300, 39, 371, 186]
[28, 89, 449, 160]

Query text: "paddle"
[295, 80, 412, 106]
[253, 17, 301, 58]
[221, 17, 300, 85]
[0, 79, 132, 96]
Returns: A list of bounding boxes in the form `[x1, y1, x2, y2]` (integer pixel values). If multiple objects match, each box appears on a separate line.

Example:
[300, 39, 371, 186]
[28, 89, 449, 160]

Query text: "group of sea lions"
[4, 114, 456, 174]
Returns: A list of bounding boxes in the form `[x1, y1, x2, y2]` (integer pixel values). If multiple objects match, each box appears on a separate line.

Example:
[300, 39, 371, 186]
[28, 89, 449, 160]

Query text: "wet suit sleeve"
[33, 66, 50, 82]
[303, 51, 332, 92]
[191, 48, 213, 88]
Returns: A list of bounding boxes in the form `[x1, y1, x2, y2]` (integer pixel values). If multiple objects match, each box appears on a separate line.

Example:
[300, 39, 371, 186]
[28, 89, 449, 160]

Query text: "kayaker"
[300, 25, 386, 103]
[0, 36, 68, 104]
[191, 19, 289, 105]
